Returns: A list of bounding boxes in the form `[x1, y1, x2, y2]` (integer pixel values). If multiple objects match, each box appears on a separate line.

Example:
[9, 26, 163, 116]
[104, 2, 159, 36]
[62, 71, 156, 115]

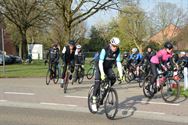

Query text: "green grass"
[180, 87, 188, 97]
[0, 58, 93, 78]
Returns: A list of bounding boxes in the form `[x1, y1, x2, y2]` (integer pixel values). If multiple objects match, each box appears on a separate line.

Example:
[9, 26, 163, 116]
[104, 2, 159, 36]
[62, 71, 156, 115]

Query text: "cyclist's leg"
[149, 63, 158, 91]
[61, 63, 67, 83]
[53, 63, 57, 77]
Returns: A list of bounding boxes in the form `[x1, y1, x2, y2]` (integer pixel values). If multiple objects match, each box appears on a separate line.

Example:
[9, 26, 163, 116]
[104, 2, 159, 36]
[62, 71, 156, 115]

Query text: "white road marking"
[136, 110, 165, 115]
[40, 102, 77, 107]
[136, 101, 180, 106]
[4, 92, 35, 96]
[0, 100, 7, 102]
[64, 95, 87, 99]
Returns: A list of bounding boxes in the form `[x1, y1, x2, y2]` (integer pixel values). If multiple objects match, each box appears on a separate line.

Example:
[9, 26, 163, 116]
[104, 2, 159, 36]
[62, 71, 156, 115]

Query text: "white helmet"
[132, 48, 138, 54]
[76, 44, 82, 49]
[110, 37, 120, 46]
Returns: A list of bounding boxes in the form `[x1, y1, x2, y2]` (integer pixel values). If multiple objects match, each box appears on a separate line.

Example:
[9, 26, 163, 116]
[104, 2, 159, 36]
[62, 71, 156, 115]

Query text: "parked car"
[0, 54, 22, 65]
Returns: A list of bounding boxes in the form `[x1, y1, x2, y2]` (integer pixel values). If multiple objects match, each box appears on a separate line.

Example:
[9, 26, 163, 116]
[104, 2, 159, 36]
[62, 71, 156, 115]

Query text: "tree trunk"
[21, 31, 28, 60]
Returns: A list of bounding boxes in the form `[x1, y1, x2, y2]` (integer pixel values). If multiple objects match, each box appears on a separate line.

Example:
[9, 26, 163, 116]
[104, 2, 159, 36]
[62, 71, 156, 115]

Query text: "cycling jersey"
[150, 49, 172, 64]
[99, 45, 121, 69]
[47, 47, 60, 63]
[129, 53, 143, 65]
[75, 49, 85, 65]
[62, 45, 76, 63]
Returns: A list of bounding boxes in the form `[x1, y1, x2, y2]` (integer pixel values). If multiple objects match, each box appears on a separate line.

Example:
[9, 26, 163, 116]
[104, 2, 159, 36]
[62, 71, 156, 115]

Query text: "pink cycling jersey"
[150, 49, 172, 64]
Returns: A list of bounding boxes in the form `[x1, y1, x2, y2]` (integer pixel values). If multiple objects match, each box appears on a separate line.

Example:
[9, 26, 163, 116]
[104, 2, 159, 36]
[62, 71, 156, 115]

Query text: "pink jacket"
[150, 49, 172, 64]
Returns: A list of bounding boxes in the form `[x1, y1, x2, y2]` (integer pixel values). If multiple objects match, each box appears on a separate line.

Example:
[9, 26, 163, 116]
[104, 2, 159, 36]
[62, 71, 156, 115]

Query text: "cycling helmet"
[132, 48, 138, 54]
[164, 41, 173, 49]
[69, 40, 75, 46]
[76, 44, 82, 49]
[110, 37, 120, 46]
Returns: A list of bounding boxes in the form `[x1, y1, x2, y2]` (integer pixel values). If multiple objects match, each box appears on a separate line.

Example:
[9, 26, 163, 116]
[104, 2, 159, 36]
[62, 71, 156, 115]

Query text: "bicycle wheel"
[161, 78, 180, 103]
[143, 75, 154, 99]
[88, 85, 98, 114]
[46, 69, 51, 85]
[64, 72, 69, 93]
[78, 69, 84, 84]
[53, 68, 60, 84]
[86, 67, 95, 79]
[104, 88, 118, 120]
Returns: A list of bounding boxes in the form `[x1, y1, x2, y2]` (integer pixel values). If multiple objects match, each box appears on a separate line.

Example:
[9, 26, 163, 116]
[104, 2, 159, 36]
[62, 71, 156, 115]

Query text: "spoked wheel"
[46, 69, 51, 85]
[88, 85, 98, 114]
[78, 70, 84, 84]
[104, 88, 118, 120]
[53, 68, 60, 84]
[161, 78, 180, 103]
[86, 67, 95, 79]
[63, 72, 69, 93]
[143, 75, 154, 99]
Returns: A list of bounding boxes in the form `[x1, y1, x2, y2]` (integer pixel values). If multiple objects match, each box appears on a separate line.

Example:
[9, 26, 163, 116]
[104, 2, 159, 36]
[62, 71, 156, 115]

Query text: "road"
[0, 78, 188, 124]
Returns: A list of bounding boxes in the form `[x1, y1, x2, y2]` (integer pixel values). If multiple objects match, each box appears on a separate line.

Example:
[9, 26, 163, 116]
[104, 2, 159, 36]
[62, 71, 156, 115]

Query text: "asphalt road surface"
[0, 78, 188, 125]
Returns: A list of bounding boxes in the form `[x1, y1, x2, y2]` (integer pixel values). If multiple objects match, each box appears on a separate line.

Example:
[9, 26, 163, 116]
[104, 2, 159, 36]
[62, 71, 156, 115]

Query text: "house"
[0, 25, 17, 55]
[148, 24, 181, 45]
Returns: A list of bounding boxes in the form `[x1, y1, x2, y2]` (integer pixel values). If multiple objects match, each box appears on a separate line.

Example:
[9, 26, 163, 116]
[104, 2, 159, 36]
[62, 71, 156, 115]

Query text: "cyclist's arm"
[99, 49, 105, 75]
[62, 46, 66, 63]
[116, 53, 123, 78]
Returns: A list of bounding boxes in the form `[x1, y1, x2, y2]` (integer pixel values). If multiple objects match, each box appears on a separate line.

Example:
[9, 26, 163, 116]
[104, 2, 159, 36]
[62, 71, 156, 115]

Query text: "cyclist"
[121, 51, 130, 71]
[149, 41, 174, 92]
[141, 46, 156, 73]
[128, 48, 143, 79]
[72, 44, 85, 84]
[91, 37, 123, 112]
[60, 40, 76, 86]
[45, 43, 60, 78]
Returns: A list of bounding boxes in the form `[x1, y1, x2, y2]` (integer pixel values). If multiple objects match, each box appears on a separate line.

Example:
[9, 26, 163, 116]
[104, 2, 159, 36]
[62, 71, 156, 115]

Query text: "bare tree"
[0, 0, 52, 59]
[149, 2, 186, 43]
[54, 0, 120, 42]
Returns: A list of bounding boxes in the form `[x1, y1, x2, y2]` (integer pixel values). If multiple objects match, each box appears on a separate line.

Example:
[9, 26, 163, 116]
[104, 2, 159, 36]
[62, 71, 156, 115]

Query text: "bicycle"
[46, 62, 60, 85]
[86, 61, 96, 79]
[72, 64, 85, 84]
[88, 78, 119, 120]
[61, 65, 72, 93]
[143, 68, 180, 103]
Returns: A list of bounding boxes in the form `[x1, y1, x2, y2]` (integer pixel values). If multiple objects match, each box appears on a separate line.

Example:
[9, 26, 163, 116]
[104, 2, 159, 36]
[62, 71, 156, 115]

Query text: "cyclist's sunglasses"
[111, 44, 119, 48]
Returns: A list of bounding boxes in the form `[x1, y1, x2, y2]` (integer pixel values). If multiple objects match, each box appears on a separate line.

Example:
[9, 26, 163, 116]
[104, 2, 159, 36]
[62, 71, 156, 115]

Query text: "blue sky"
[86, 0, 188, 29]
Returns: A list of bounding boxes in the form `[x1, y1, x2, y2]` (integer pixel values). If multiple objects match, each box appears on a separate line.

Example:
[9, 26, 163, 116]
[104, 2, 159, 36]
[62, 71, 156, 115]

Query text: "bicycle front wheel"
[104, 88, 118, 120]
[64, 72, 69, 93]
[88, 85, 98, 114]
[53, 68, 60, 84]
[46, 70, 51, 85]
[161, 78, 180, 103]
[86, 67, 95, 79]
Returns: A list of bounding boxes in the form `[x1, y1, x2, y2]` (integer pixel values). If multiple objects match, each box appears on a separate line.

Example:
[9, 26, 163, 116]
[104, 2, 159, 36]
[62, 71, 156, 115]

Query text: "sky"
[85, 0, 188, 30]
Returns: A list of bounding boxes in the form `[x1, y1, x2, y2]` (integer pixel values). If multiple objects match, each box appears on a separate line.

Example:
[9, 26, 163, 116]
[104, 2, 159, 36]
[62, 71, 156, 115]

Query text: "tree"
[54, 0, 119, 42]
[0, 0, 52, 59]
[118, 5, 147, 52]
[149, 2, 185, 43]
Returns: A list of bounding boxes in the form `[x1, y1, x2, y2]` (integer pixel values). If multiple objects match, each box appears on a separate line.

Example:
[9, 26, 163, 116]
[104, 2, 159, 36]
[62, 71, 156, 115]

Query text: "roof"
[148, 24, 181, 44]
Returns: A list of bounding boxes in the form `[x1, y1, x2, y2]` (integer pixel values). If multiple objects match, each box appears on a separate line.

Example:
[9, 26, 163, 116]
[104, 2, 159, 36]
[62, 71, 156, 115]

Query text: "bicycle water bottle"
[156, 78, 160, 87]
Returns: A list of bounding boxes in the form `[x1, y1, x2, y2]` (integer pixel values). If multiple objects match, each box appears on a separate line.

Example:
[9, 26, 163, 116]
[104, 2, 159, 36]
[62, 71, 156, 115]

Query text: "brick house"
[148, 24, 181, 45]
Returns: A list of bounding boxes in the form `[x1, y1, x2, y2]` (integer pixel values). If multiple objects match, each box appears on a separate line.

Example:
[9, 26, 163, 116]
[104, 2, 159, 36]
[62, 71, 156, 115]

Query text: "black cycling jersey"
[75, 50, 85, 65]
[101, 45, 120, 69]
[62, 45, 76, 63]
[46, 47, 60, 63]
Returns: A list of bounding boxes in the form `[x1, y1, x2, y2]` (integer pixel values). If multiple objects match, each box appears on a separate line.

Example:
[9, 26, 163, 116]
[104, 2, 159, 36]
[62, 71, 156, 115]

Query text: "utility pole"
[1, 28, 5, 74]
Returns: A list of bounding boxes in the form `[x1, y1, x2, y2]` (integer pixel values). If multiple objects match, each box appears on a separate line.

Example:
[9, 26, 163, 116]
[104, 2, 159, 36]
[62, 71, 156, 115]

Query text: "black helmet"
[164, 41, 173, 49]
[69, 40, 75, 45]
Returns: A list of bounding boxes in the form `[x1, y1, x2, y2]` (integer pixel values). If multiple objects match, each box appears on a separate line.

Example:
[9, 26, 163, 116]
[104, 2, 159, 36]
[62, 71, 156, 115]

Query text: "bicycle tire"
[53, 67, 60, 84]
[46, 69, 51, 85]
[143, 75, 154, 99]
[78, 69, 84, 84]
[88, 85, 97, 114]
[161, 78, 180, 103]
[64, 72, 69, 93]
[104, 88, 118, 120]
[86, 67, 95, 79]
